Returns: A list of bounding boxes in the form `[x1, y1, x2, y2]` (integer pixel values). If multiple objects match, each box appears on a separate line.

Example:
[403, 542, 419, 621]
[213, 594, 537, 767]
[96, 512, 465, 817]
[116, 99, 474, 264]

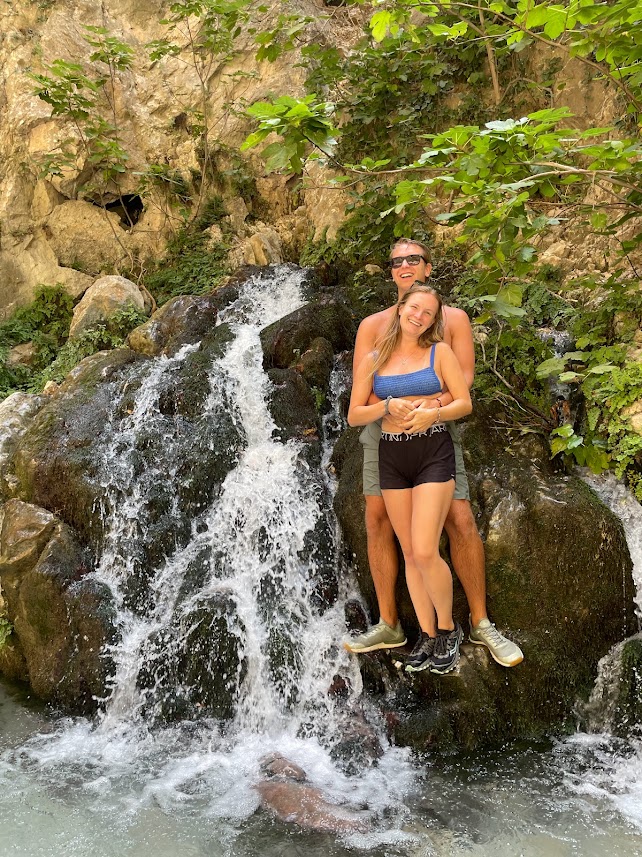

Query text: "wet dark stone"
[137, 593, 246, 723]
[260, 298, 356, 371]
[333, 400, 638, 749]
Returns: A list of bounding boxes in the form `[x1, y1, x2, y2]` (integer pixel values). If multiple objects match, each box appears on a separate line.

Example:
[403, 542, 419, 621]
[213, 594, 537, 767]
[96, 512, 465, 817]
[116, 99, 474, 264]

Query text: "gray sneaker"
[469, 617, 523, 667]
[343, 620, 407, 653]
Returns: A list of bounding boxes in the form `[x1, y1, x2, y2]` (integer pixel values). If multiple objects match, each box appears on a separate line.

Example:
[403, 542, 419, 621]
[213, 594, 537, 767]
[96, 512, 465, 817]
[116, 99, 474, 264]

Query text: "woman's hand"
[386, 397, 415, 424]
[404, 405, 440, 434]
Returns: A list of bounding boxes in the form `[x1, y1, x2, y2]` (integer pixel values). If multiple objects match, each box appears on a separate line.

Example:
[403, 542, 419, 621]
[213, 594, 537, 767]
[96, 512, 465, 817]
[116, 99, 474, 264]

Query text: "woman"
[348, 285, 472, 674]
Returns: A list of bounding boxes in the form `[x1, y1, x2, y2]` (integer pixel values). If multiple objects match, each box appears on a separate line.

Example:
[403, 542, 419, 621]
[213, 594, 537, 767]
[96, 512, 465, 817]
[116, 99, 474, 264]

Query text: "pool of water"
[2, 679, 641, 857]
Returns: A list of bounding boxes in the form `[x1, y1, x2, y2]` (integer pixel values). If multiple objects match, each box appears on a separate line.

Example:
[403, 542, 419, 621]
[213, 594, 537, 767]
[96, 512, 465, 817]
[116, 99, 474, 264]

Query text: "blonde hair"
[371, 285, 443, 376]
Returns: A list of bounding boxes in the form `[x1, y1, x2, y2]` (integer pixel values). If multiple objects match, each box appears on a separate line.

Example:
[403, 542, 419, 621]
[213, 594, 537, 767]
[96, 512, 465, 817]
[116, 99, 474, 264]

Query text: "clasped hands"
[385, 397, 440, 434]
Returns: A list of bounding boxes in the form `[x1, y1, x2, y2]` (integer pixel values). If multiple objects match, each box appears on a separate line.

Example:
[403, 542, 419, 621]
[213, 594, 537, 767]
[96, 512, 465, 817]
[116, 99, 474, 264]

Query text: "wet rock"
[334, 402, 638, 749]
[255, 780, 370, 834]
[127, 293, 220, 358]
[266, 368, 320, 445]
[137, 593, 246, 723]
[0, 500, 116, 712]
[0, 392, 47, 500]
[260, 752, 307, 782]
[331, 708, 383, 773]
[260, 298, 355, 371]
[579, 634, 642, 738]
[293, 336, 334, 393]
[11, 349, 144, 543]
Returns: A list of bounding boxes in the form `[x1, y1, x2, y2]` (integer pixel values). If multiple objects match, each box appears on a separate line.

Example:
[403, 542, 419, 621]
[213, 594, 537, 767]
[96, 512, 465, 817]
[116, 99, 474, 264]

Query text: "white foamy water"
[0, 266, 422, 854]
[2, 271, 642, 855]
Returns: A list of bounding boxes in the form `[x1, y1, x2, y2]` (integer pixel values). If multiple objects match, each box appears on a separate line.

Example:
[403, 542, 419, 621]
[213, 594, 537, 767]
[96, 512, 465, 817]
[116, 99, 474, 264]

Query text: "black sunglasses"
[389, 254, 427, 268]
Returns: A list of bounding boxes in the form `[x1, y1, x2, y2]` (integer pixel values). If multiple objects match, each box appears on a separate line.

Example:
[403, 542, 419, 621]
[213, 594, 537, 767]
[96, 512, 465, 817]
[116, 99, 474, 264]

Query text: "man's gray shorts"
[360, 420, 470, 501]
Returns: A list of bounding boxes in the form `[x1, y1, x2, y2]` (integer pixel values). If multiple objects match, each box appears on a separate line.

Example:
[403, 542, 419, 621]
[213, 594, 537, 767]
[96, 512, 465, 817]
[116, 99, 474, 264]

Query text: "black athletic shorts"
[379, 424, 456, 490]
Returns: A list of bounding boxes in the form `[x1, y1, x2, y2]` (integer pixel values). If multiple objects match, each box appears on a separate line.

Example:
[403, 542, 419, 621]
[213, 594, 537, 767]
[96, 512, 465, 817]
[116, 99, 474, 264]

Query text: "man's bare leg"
[444, 499, 487, 627]
[444, 498, 523, 666]
[365, 494, 399, 626]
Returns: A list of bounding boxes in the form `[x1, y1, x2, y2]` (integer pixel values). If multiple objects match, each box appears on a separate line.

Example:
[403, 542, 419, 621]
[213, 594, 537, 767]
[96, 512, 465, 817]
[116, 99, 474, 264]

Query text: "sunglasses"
[389, 254, 427, 268]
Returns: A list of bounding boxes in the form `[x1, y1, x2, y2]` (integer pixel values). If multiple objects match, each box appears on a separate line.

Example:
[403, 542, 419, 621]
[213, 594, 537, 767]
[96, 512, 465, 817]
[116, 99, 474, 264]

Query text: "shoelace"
[410, 633, 432, 657]
[480, 623, 505, 646]
[433, 633, 452, 657]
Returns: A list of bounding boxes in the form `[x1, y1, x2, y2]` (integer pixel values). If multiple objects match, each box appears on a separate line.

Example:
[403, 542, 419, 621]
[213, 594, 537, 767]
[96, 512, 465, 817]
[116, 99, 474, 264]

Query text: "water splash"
[0, 265, 421, 849]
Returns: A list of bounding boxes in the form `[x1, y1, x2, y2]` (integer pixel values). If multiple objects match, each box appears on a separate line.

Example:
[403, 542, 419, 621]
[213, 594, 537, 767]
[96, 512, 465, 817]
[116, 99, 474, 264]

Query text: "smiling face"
[390, 242, 433, 296]
[398, 291, 440, 338]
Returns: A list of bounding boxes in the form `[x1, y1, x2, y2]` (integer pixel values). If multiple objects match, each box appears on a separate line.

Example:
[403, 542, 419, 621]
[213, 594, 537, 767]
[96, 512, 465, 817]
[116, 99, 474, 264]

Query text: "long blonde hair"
[371, 285, 444, 376]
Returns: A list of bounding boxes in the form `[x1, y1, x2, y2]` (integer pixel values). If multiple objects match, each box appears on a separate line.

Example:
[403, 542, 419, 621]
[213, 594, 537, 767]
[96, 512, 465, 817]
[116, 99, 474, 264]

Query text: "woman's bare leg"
[410, 481, 456, 631]
[381, 488, 437, 635]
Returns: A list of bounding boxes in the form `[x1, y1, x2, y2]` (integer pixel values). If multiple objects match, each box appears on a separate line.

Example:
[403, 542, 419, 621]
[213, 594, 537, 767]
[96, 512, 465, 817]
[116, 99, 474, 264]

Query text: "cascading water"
[0, 266, 418, 856]
[2, 266, 642, 855]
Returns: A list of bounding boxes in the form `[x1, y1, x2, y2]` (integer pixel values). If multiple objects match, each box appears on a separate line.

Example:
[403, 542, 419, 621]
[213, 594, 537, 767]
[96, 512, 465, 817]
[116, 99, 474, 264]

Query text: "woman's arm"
[404, 344, 472, 433]
[347, 352, 389, 426]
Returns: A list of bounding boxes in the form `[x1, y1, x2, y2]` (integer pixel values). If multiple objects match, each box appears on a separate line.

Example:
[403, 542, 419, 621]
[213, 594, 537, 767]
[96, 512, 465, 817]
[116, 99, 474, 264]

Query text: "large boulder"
[69, 274, 147, 338]
[43, 200, 132, 275]
[333, 404, 638, 749]
[127, 293, 219, 357]
[0, 499, 116, 712]
[0, 392, 47, 500]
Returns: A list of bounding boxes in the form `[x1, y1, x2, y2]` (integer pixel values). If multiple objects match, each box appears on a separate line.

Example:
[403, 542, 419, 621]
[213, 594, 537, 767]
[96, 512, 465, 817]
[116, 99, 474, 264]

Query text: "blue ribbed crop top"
[373, 344, 442, 398]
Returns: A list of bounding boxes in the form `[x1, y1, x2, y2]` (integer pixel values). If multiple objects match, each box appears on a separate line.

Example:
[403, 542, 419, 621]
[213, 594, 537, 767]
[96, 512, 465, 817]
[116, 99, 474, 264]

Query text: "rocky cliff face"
[0, 0, 358, 315]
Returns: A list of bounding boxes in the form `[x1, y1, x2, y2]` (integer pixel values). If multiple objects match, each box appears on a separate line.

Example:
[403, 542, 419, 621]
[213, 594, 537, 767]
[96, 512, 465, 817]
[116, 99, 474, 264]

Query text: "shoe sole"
[343, 638, 407, 654]
[405, 658, 432, 673]
[468, 636, 524, 667]
[429, 653, 461, 675]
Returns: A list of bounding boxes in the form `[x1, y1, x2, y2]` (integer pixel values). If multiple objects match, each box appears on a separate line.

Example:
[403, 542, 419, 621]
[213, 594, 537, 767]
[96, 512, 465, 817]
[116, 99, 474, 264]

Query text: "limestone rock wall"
[0, 0, 356, 315]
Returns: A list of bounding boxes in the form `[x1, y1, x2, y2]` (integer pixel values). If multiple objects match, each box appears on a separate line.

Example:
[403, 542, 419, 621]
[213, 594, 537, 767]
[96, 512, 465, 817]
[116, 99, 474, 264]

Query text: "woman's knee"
[413, 546, 441, 569]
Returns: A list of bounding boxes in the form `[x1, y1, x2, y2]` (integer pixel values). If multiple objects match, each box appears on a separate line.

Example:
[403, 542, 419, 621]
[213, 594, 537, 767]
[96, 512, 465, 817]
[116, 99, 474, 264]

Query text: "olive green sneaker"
[343, 620, 407, 653]
[469, 617, 523, 667]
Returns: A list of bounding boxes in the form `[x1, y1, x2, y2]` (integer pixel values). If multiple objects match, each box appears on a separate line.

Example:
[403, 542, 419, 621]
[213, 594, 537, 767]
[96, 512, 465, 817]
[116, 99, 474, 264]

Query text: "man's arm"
[446, 306, 475, 390]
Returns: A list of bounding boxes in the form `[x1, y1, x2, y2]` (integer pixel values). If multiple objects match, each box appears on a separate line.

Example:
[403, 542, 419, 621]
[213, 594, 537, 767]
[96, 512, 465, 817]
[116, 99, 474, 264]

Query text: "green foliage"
[0, 618, 12, 650]
[0, 290, 146, 400]
[30, 27, 133, 193]
[33, 303, 147, 389]
[0, 285, 73, 354]
[303, 31, 487, 165]
[144, 231, 229, 305]
[253, 11, 314, 63]
[192, 195, 227, 231]
[241, 95, 337, 172]
[136, 163, 193, 216]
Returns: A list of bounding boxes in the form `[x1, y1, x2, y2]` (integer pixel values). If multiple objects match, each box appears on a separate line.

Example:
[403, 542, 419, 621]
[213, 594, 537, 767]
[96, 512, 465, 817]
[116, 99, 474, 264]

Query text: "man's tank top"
[373, 343, 442, 398]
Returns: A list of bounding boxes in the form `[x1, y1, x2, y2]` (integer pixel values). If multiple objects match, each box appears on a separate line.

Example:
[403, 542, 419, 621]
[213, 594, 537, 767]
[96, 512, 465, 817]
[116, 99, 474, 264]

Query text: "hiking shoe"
[343, 620, 406, 653]
[405, 632, 436, 673]
[469, 617, 524, 667]
[429, 624, 463, 674]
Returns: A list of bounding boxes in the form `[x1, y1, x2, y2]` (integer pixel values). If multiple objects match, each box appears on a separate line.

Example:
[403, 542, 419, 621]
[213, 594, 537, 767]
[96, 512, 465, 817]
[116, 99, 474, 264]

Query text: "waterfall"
[0, 265, 416, 846]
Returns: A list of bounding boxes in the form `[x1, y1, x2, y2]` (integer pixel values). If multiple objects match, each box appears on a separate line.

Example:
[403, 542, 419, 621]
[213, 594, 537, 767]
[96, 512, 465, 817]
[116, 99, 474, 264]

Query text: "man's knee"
[445, 499, 479, 541]
[365, 495, 394, 540]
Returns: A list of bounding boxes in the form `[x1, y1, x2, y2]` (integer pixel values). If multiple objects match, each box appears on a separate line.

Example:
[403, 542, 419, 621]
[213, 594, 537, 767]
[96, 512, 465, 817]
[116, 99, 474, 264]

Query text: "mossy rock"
[0, 508, 116, 714]
[260, 298, 356, 370]
[333, 405, 637, 748]
[612, 637, 642, 737]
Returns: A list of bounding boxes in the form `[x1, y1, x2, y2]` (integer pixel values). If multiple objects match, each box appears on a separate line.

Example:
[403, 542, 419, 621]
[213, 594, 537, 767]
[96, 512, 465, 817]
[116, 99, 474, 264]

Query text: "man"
[344, 238, 523, 667]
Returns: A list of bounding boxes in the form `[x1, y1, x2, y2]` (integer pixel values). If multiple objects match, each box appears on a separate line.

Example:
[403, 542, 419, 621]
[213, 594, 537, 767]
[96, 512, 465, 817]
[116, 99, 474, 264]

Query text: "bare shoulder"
[443, 304, 472, 331]
[356, 306, 396, 343]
